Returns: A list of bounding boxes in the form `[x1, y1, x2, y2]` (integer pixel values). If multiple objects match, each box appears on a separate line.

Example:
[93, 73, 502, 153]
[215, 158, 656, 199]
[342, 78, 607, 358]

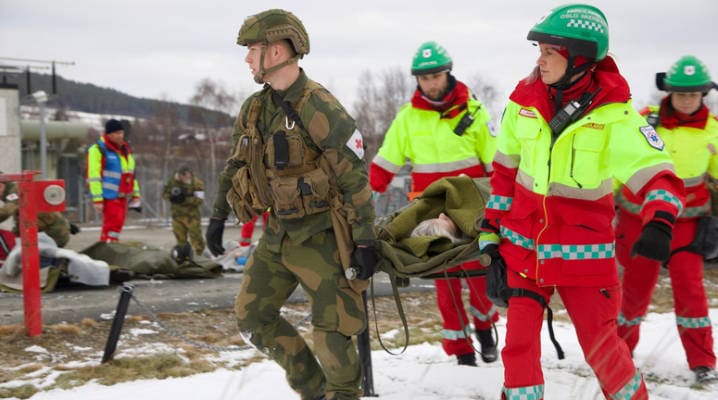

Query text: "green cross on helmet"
[527, 4, 609, 61]
[657, 55, 717, 93]
[237, 9, 310, 57]
[411, 41, 453, 75]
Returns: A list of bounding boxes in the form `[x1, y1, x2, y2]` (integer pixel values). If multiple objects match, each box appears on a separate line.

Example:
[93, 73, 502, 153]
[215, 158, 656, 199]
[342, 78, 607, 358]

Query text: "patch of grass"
[51, 353, 215, 389]
[0, 383, 38, 399]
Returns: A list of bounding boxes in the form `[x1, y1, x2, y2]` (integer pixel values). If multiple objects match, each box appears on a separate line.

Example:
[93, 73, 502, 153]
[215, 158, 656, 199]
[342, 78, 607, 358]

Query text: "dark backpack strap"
[271, 90, 306, 130]
[510, 288, 566, 360]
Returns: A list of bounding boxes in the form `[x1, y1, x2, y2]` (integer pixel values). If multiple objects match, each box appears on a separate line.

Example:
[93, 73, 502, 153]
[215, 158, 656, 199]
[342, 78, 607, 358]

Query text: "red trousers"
[240, 211, 269, 246]
[502, 271, 647, 399]
[436, 260, 499, 356]
[616, 210, 716, 369]
[100, 198, 127, 242]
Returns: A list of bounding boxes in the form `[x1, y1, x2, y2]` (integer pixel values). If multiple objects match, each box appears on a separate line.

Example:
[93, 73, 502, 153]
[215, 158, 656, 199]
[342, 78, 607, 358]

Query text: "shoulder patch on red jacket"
[639, 125, 664, 150]
[518, 108, 537, 118]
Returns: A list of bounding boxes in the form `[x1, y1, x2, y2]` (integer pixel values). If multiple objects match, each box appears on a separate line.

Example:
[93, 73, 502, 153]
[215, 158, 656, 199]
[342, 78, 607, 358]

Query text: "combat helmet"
[657, 55, 717, 93]
[237, 9, 309, 83]
[527, 4, 609, 61]
[411, 41, 453, 75]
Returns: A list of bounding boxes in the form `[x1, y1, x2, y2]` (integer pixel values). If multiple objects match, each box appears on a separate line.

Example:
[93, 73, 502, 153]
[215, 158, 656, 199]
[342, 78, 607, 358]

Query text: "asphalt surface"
[0, 223, 435, 325]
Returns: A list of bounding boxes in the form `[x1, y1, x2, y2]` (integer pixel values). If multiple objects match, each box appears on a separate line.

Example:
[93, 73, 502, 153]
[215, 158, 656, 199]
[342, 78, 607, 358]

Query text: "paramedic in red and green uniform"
[616, 55, 718, 384]
[370, 41, 499, 367]
[478, 4, 685, 399]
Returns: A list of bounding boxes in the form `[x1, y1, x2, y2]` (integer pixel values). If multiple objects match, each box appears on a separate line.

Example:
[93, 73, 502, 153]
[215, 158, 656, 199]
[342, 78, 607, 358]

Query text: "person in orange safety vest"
[616, 55, 718, 384]
[478, 4, 685, 399]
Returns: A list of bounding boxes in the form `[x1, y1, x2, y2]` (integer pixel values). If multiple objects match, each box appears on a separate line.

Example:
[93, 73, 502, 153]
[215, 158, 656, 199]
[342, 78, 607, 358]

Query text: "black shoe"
[693, 366, 718, 383]
[456, 352, 477, 366]
[476, 328, 498, 363]
[109, 268, 135, 283]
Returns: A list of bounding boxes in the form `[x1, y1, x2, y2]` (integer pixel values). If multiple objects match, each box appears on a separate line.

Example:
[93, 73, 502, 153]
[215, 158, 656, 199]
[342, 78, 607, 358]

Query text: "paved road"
[0, 223, 435, 325]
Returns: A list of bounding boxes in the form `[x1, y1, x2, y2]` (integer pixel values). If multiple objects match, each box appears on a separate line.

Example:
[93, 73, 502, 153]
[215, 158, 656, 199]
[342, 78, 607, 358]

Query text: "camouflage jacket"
[0, 181, 19, 224]
[1, 181, 69, 247]
[213, 70, 376, 246]
[162, 175, 204, 217]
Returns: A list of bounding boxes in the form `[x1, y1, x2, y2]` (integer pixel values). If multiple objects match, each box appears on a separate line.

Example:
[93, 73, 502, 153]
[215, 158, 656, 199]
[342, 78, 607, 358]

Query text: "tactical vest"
[227, 80, 333, 223]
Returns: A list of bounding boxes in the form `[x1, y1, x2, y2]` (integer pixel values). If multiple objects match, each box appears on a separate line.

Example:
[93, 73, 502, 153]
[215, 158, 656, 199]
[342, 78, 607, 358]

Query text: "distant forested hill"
[4, 71, 230, 123]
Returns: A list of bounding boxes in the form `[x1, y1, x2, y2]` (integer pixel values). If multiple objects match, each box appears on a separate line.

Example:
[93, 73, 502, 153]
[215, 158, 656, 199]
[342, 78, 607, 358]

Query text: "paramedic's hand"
[350, 245, 378, 280]
[93, 202, 103, 213]
[631, 221, 673, 262]
[206, 218, 226, 256]
[128, 198, 142, 213]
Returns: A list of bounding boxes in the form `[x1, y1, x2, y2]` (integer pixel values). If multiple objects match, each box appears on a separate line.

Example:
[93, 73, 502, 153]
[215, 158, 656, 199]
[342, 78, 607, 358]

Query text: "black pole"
[101, 284, 134, 363]
[51, 61, 57, 95]
[25, 66, 31, 95]
[357, 290, 377, 396]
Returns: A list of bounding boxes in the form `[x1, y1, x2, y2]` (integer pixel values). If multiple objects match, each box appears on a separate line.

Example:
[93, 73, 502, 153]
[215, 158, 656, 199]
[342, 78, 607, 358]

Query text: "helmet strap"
[551, 56, 594, 109]
[254, 43, 300, 84]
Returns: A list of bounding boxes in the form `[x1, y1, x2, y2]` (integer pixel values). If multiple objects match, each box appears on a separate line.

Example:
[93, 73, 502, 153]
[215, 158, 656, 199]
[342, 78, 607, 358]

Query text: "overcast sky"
[2, 0, 717, 114]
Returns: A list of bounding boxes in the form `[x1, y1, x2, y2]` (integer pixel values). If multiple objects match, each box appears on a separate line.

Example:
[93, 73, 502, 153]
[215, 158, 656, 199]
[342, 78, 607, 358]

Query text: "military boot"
[476, 328, 498, 363]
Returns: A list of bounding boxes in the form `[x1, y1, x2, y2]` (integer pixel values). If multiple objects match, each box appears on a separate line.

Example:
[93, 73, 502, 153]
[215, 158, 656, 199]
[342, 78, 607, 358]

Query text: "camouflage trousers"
[235, 229, 366, 400]
[171, 214, 204, 255]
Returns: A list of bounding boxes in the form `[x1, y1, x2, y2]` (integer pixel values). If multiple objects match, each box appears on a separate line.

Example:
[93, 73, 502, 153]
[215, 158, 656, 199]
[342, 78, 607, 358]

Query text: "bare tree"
[352, 67, 413, 162]
[466, 72, 502, 121]
[188, 78, 244, 211]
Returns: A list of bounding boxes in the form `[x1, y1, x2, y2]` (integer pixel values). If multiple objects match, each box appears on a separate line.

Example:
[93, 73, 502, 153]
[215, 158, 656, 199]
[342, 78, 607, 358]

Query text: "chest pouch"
[267, 130, 305, 169]
[270, 167, 331, 220]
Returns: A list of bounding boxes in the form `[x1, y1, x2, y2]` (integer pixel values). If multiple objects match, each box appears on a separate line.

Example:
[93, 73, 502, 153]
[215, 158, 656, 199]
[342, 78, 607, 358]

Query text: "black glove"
[482, 243, 511, 308]
[206, 218, 226, 256]
[482, 243, 501, 262]
[169, 187, 186, 204]
[631, 221, 673, 262]
[69, 223, 81, 235]
[350, 245, 379, 280]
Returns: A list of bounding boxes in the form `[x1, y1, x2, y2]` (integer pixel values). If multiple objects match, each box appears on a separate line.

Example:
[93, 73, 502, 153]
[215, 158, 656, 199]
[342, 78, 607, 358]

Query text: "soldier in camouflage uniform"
[205, 9, 377, 400]
[0, 178, 74, 248]
[162, 165, 205, 256]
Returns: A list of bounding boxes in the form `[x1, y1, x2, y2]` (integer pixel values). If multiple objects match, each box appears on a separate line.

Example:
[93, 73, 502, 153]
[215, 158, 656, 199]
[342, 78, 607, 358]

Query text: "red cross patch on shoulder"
[345, 129, 365, 160]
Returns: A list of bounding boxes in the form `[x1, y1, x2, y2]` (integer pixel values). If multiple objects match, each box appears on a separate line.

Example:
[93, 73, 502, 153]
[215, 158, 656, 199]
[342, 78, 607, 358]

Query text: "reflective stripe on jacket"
[86, 136, 139, 201]
[618, 105, 718, 219]
[486, 100, 684, 287]
[371, 93, 496, 192]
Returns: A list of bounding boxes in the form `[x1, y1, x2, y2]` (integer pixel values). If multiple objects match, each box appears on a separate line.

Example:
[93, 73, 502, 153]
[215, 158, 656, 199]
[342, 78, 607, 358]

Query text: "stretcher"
[374, 175, 492, 281]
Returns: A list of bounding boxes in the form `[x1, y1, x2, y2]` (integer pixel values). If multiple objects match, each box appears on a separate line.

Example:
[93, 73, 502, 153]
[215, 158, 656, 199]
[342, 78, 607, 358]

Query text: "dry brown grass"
[0, 270, 716, 399]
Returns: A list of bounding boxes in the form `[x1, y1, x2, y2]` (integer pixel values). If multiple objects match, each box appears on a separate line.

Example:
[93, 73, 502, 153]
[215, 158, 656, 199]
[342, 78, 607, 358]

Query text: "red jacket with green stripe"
[487, 71, 684, 288]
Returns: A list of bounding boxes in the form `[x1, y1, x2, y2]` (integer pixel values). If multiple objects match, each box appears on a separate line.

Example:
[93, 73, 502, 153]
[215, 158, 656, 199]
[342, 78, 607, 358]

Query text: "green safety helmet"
[237, 9, 310, 57]
[411, 41, 453, 75]
[527, 4, 609, 61]
[656, 55, 717, 93]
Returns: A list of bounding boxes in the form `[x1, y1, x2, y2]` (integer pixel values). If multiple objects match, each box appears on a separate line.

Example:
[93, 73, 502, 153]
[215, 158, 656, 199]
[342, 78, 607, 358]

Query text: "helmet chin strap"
[551, 55, 594, 109]
[253, 44, 301, 84]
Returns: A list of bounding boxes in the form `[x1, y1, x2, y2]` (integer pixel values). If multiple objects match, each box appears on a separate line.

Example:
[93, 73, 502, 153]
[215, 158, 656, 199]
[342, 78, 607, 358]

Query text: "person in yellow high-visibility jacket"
[86, 119, 141, 242]
[616, 55, 718, 384]
[478, 5, 685, 399]
[370, 41, 499, 367]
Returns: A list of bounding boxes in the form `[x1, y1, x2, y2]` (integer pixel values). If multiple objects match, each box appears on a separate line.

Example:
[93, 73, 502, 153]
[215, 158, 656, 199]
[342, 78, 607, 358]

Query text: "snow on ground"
[10, 310, 718, 400]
